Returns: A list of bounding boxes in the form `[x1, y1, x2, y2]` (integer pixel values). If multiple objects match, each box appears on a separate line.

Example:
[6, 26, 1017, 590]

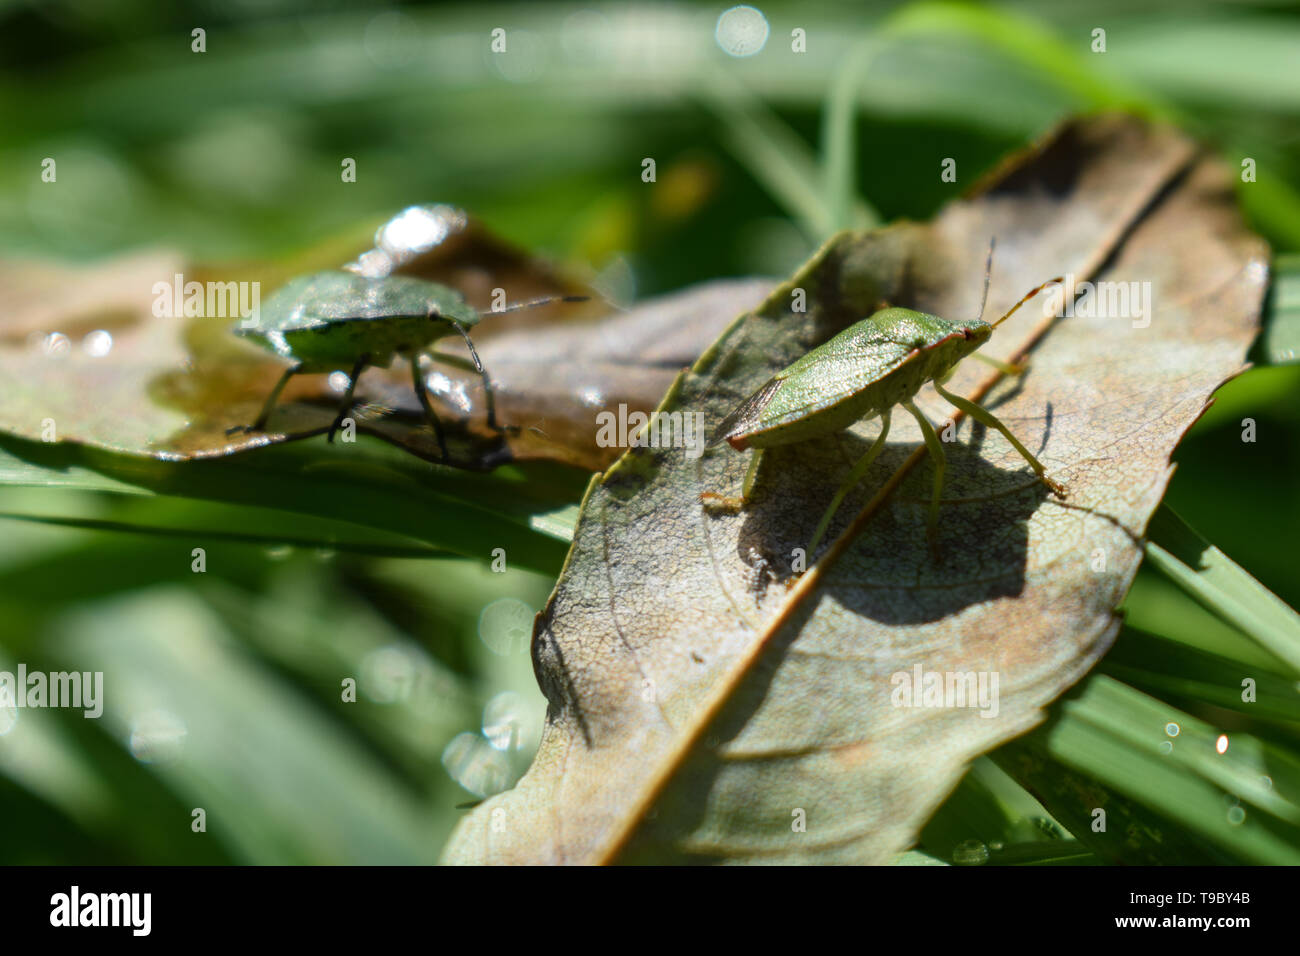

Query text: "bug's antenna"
[488, 294, 589, 316]
[976, 237, 995, 322]
[991, 275, 1065, 330]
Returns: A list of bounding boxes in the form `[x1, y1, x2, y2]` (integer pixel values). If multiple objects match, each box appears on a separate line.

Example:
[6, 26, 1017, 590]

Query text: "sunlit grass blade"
[699, 68, 835, 240]
[0, 512, 447, 559]
[821, 34, 884, 233]
[1145, 505, 1300, 676]
[884, 1, 1159, 115]
[998, 675, 1300, 865]
[1101, 626, 1300, 728]
[1256, 253, 1300, 365]
[0, 435, 582, 574]
[920, 756, 1079, 865]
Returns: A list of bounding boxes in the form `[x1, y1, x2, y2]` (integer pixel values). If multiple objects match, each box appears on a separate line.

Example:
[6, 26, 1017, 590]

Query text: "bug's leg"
[327, 354, 369, 444]
[700, 448, 764, 511]
[442, 319, 507, 433]
[807, 411, 891, 556]
[227, 364, 300, 435]
[969, 352, 1028, 376]
[933, 381, 1066, 498]
[410, 355, 450, 461]
[902, 400, 946, 558]
[741, 446, 764, 498]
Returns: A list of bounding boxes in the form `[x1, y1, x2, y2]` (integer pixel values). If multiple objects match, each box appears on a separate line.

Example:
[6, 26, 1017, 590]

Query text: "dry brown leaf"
[0, 213, 767, 471]
[443, 114, 1269, 864]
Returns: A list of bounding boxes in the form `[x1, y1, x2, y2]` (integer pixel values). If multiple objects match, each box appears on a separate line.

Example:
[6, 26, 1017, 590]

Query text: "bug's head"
[928, 318, 992, 376]
[424, 286, 481, 329]
[958, 319, 994, 343]
[949, 316, 994, 357]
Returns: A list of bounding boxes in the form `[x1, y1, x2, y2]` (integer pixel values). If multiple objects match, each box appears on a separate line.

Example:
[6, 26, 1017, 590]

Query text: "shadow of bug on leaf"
[725, 432, 1053, 625]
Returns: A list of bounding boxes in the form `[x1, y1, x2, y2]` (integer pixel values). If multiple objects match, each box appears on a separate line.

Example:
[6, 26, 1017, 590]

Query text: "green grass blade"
[998, 675, 1300, 865]
[1146, 505, 1300, 676]
[699, 67, 834, 240]
[821, 34, 884, 233]
[1100, 625, 1300, 728]
[0, 435, 581, 575]
[0, 512, 447, 559]
[1256, 253, 1300, 365]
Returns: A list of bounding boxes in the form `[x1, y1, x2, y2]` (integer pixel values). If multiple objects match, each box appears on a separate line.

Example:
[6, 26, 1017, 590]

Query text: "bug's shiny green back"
[714, 306, 992, 450]
[236, 270, 479, 371]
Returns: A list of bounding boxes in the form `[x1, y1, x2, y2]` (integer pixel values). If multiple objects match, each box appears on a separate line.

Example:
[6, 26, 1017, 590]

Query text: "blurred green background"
[1, 0, 1298, 864]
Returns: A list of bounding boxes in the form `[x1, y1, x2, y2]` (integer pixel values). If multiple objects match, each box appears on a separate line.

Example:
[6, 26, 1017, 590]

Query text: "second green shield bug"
[703, 246, 1066, 558]
[230, 269, 583, 459]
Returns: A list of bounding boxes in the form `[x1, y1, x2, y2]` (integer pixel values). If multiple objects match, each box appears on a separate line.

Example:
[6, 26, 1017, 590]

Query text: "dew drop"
[0, 694, 17, 736]
[82, 330, 113, 357]
[716, 5, 769, 57]
[482, 691, 529, 752]
[425, 370, 471, 413]
[349, 249, 394, 279]
[441, 731, 511, 797]
[363, 646, 417, 704]
[952, 839, 989, 866]
[43, 332, 71, 358]
[478, 598, 534, 656]
[375, 204, 465, 257]
[128, 710, 187, 764]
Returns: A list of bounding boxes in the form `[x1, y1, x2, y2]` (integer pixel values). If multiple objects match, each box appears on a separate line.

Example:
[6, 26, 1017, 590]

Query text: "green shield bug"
[703, 243, 1066, 558]
[230, 269, 583, 459]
